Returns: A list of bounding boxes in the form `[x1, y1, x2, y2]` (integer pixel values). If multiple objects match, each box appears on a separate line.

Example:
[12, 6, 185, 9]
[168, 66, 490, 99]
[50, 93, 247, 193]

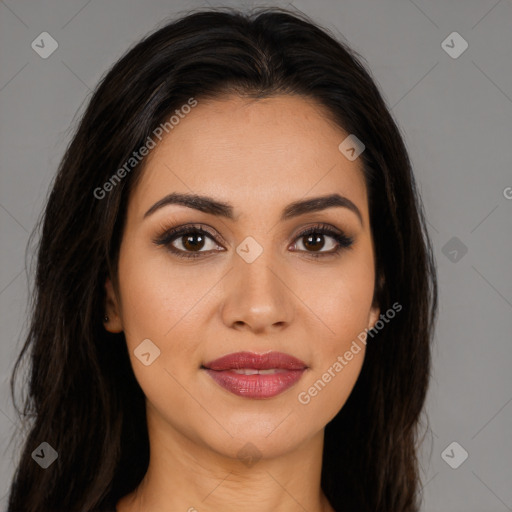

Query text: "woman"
[7, 6, 438, 512]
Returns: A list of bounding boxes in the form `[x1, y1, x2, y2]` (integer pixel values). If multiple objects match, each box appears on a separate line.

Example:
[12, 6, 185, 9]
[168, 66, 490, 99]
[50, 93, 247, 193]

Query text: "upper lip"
[202, 351, 307, 371]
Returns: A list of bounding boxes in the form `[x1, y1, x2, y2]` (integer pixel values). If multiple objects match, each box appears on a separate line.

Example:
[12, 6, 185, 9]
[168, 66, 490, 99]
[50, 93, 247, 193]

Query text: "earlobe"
[369, 305, 380, 331]
[104, 276, 123, 333]
[369, 272, 384, 329]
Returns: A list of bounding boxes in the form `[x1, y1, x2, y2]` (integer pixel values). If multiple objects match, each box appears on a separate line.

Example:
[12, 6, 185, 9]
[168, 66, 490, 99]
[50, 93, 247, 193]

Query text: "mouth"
[201, 351, 308, 399]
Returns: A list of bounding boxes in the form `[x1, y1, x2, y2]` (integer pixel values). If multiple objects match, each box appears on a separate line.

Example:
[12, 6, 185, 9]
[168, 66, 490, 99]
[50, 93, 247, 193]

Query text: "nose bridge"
[239, 247, 281, 301]
[222, 237, 293, 332]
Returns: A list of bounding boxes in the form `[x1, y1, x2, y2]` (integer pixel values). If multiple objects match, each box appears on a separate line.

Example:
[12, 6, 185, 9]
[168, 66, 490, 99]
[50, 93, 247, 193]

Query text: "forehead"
[130, 94, 369, 224]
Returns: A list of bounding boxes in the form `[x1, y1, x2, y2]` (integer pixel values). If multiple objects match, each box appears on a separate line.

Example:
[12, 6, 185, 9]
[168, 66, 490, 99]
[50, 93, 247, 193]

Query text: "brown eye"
[291, 224, 354, 257]
[180, 232, 207, 252]
[299, 233, 329, 252]
[154, 224, 223, 259]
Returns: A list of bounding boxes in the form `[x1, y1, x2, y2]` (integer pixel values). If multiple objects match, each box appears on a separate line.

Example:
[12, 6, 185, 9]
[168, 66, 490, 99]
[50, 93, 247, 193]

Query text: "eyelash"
[153, 223, 354, 260]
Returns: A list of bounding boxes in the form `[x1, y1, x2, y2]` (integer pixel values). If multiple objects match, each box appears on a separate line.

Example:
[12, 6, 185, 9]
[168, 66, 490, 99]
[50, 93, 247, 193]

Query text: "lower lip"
[203, 369, 306, 399]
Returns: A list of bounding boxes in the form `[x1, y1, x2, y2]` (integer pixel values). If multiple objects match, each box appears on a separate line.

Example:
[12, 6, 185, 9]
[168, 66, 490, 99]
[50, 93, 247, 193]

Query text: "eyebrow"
[144, 192, 363, 225]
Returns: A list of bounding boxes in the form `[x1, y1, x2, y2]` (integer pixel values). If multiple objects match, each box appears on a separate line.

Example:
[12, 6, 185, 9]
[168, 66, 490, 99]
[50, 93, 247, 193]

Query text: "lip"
[202, 351, 308, 399]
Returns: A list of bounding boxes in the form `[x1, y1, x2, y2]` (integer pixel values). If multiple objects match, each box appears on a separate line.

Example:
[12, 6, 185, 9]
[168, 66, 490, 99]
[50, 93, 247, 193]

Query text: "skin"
[105, 94, 380, 512]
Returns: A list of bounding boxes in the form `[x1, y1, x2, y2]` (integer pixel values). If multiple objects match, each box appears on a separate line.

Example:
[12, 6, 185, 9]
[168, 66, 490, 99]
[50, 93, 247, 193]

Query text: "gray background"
[1, 0, 511, 510]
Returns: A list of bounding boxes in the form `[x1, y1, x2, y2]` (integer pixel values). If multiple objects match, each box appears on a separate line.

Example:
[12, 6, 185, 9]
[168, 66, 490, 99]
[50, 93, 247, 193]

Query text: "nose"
[220, 248, 294, 335]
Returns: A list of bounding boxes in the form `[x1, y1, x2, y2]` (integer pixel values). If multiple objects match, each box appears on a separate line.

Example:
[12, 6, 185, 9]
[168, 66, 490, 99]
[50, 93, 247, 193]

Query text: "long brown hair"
[8, 6, 438, 511]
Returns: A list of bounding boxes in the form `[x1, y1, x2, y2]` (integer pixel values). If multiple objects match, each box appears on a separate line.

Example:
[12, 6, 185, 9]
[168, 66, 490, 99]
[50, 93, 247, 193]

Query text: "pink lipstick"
[202, 351, 307, 399]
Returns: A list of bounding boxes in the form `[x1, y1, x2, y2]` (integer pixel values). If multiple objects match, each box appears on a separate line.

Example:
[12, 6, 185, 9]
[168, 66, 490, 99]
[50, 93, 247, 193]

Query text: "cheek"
[294, 282, 369, 430]
[116, 243, 209, 395]
[294, 349, 365, 435]
[292, 255, 374, 423]
[306, 255, 375, 350]
[116, 249, 209, 438]
[117, 240, 203, 345]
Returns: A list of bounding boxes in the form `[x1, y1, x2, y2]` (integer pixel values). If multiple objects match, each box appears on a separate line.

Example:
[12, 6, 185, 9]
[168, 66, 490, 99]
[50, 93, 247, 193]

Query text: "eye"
[290, 223, 354, 258]
[153, 224, 223, 259]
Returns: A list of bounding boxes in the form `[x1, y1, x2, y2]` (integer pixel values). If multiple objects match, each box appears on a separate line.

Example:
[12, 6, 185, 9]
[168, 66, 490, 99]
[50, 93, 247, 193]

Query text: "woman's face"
[105, 94, 380, 460]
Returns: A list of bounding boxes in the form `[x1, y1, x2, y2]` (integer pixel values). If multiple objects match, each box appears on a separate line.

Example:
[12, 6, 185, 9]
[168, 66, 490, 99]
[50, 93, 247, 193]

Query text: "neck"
[116, 405, 334, 512]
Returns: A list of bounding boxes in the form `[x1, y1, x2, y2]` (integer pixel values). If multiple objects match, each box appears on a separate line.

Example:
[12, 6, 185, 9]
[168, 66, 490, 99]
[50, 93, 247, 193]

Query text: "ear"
[103, 276, 123, 333]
